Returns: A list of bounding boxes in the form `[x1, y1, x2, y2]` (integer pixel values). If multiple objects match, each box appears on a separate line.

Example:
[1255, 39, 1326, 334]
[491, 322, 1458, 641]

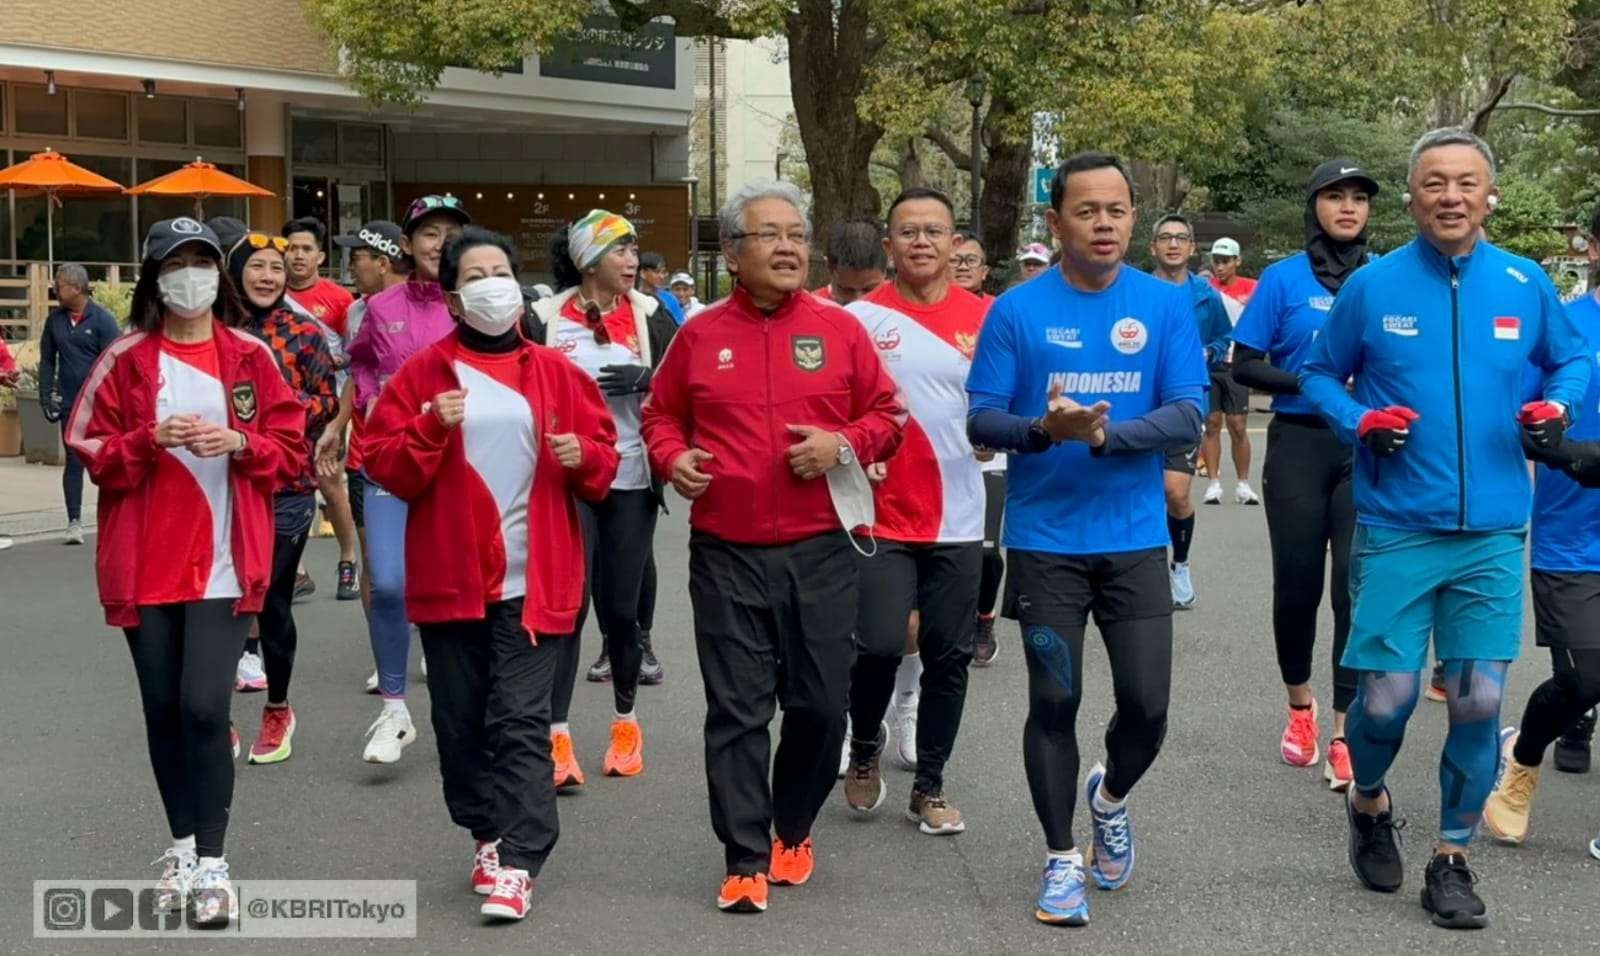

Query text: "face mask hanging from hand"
[825, 438, 877, 557]
[457, 276, 527, 336]
[157, 266, 221, 319]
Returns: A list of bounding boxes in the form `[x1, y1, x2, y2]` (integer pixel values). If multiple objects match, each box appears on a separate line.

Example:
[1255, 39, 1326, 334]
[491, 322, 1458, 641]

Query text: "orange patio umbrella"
[0, 148, 126, 270]
[126, 157, 274, 219]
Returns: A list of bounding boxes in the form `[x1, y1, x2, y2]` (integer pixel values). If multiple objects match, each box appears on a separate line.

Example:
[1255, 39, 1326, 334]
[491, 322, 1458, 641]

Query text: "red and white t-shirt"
[454, 350, 536, 601]
[138, 336, 241, 605]
[847, 282, 987, 544]
[550, 297, 650, 491]
[288, 278, 355, 338]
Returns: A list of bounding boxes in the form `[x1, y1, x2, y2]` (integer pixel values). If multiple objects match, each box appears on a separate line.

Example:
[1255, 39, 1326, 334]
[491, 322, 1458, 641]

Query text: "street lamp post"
[966, 75, 986, 241]
[775, 151, 789, 180]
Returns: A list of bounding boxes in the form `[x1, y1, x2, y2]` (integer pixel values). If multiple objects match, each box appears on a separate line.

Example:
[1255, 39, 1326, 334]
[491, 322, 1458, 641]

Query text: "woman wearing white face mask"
[363, 227, 620, 922]
[530, 209, 679, 789]
[64, 217, 306, 926]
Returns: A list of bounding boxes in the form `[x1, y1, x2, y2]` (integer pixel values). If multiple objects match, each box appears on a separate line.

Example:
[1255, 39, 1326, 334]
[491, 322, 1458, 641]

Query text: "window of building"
[340, 123, 384, 167]
[193, 98, 241, 149]
[14, 84, 68, 136]
[137, 97, 188, 145]
[73, 90, 130, 141]
[0, 87, 7, 134]
[13, 155, 134, 265]
[291, 117, 338, 165]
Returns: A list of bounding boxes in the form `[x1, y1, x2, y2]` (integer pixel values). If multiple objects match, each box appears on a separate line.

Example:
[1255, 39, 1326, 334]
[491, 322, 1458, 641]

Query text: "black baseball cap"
[142, 217, 223, 262]
[334, 220, 405, 260]
[1307, 159, 1381, 200]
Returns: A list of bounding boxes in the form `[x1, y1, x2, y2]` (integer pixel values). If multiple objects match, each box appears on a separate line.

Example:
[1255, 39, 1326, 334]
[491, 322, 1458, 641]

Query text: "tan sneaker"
[1483, 729, 1540, 845]
[907, 789, 966, 835]
[843, 750, 885, 813]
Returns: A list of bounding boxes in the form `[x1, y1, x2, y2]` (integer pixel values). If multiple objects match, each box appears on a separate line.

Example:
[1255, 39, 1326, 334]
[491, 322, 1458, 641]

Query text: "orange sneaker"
[602, 717, 644, 777]
[716, 873, 768, 913]
[552, 729, 585, 791]
[768, 836, 814, 886]
[1280, 700, 1320, 768]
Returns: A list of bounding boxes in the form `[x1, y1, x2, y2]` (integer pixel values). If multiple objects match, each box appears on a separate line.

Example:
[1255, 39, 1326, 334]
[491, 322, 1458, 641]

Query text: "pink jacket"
[346, 280, 456, 415]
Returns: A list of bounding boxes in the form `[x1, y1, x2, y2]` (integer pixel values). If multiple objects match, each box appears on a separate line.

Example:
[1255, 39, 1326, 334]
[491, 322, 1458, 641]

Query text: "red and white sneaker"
[229, 726, 240, 760]
[471, 839, 501, 895]
[480, 867, 532, 921]
[1324, 737, 1353, 792]
[1280, 700, 1320, 767]
[248, 705, 295, 764]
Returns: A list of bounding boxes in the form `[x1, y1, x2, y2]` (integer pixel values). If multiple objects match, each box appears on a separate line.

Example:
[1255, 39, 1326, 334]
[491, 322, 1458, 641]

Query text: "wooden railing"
[0, 261, 134, 343]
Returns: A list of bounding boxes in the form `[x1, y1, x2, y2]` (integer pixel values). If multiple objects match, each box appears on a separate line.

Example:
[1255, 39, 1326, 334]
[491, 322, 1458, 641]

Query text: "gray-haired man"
[41, 263, 120, 544]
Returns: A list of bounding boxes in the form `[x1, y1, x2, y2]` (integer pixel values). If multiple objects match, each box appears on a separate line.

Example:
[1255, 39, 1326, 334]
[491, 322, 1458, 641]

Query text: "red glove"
[1357, 406, 1419, 456]
[1518, 401, 1567, 449]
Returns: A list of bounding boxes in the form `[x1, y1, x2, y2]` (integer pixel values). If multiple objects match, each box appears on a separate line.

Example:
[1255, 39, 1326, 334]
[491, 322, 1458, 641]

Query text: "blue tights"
[364, 479, 411, 699]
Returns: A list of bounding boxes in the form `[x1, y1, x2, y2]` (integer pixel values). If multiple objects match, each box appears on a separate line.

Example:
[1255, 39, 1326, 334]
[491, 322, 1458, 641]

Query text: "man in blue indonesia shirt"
[1148, 213, 1233, 609]
[1299, 128, 1589, 930]
[966, 151, 1207, 928]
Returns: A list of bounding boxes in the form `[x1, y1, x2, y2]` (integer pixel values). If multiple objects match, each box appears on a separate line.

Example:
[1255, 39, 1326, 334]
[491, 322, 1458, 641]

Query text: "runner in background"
[38, 263, 119, 545]
[1202, 237, 1260, 506]
[669, 271, 706, 318]
[815, 219, 887, 305]
[1015, 243, 1051, 285]
[638, 251, 687, 326]
[1148, 215, 1232, 610]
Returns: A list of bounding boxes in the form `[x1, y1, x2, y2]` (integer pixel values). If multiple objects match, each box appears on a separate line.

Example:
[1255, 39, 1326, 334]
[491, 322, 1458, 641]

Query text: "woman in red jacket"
[363, 227, 619, 923]
[65, 217, 305, 926]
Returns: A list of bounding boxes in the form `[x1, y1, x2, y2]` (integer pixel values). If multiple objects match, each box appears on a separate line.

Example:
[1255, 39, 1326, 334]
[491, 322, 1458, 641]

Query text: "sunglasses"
[407, 194, 465, 219]
[231, 233, 289, 256]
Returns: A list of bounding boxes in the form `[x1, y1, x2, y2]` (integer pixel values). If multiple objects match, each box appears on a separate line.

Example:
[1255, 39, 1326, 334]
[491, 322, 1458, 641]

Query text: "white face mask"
[457, 275, 526, 336]
[825, 438, 877, 557]
[158, 265, 220, 319]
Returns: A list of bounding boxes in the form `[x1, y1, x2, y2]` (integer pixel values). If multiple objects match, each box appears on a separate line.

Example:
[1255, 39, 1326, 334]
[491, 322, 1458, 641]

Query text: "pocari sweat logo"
[1308, 295, 1334, 312]
[1382, 314, 1419, 337]
[1045, 327, 1083, 349]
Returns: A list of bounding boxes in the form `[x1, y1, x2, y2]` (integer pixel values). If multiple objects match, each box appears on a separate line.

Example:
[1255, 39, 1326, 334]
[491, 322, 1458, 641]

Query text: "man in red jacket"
[642, 181, 906, 914]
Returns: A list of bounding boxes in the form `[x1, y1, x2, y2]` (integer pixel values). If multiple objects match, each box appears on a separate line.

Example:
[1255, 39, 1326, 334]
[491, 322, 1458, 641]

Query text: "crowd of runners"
[38, 122, 1600, 931]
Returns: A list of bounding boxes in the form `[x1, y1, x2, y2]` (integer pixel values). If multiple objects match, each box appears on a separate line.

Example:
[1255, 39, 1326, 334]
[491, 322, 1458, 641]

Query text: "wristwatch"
[232, 430, 250, 459]
[835, 434, 855, 466]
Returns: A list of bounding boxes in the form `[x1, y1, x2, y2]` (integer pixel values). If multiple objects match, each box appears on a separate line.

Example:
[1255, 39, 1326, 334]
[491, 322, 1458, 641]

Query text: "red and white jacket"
[65, 323, 306, 627]
[642, 284, 906, 546]
[362, 332, 619, 639]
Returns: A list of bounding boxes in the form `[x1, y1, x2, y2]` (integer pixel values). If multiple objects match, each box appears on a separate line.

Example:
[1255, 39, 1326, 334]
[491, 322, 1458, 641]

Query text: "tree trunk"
[977, 95, 1032, 291]
[786, 0, 886, 285]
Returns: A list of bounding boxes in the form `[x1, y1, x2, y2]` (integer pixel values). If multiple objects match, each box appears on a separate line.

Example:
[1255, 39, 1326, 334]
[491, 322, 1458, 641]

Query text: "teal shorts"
[1342, 525, 1526, 673]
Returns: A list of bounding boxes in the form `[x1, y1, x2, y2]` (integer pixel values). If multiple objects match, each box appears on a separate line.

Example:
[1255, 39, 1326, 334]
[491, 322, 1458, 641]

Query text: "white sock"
[1046, 849, 1083, 864]
[382, 698, 408, 717]
[1238, 480, 1254, 492]
[173, 835, 196, 852]
[552, 722, 570, 736]
[1091, 782, 1125, 815]
[614, 710, 637, 723]
[197, 855, 225, 871]
[895, 655, 923, 699]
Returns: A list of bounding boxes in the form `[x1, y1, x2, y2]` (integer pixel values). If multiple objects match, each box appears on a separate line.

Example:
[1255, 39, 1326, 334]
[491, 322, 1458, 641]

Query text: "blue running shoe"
[1085, 762, 1134, 890]
[1035, 855, 1088, 925]
[1589, 835, 1600, 862]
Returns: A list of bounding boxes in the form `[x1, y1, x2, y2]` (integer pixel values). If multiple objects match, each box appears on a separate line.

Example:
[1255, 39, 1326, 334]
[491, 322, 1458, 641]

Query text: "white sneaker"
[363, 706, 417, 764]
[188, 858, 237, 926]
[364, 670, 380, 694]
[890, 693, 918, 771]
[235, 652, 266, 692]
[1235, 481, 1260, 505]
[1202, 481, 1223, 505]
[1170, 562, 1196, 609]
[0, 536, 12, 551]
[151, 846, 196, 913]
[420, 654, 428, 681]
[63, 520, 84, 545]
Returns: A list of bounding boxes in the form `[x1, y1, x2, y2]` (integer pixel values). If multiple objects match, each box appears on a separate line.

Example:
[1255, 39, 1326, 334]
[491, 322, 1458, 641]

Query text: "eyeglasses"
[730, 229, 809, 247]
[1154, 232, 1192, 245]
[952, 254, 986, 268]
[893, 225, 952, 242]
[230, 232, 289, 257]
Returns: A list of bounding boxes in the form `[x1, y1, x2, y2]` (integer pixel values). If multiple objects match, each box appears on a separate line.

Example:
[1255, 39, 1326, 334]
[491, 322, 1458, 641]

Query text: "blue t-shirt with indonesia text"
[966, 265, 1207, 556]
[1230, 252, 1337, 417]
[1532, 292, 1600, 572]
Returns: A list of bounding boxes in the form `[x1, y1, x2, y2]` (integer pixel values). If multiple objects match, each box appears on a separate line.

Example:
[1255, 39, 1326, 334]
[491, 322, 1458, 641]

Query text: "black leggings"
[260, 493, 315, 705]
[1022, 614, 1171, 853]
[551, 489, 658, 721]
[1512, 648, 1600, 767]
[978, 471, 1006, 616]
[124, 600, 252, 857]
[640, 553, 658, 633]
[1262, 415, 1357, 712]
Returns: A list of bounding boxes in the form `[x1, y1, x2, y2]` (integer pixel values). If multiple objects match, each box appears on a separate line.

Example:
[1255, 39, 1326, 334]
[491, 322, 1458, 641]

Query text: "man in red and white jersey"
[841, 187, 988, 835]
[814, 218, 887, 306]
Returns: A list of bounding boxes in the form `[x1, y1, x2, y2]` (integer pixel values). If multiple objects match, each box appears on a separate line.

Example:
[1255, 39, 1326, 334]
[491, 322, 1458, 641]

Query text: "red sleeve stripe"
[65, 331, 148, 459]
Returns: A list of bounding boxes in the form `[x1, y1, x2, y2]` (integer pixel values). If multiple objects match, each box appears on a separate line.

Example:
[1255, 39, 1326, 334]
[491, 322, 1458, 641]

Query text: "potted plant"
[0, 370, 20, 457]
[10, 339, 64, 466]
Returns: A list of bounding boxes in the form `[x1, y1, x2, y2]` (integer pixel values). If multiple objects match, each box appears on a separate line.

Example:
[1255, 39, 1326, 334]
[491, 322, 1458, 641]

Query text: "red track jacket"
[642, 284, 906, 545]
[362, 333, 619, 639]
[65, 324, 306, 627]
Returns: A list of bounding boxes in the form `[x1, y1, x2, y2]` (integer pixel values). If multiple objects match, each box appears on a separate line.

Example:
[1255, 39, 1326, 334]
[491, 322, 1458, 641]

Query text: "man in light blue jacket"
[1300, 128, 1588, 930]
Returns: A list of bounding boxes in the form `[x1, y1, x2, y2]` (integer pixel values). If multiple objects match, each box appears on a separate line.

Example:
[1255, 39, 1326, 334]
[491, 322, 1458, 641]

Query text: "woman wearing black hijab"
[1231, 159, 1380, 794]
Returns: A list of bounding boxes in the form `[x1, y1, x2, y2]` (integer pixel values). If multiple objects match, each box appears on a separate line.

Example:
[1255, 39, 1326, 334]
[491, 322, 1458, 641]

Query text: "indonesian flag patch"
[1494, 316, 1521, 341]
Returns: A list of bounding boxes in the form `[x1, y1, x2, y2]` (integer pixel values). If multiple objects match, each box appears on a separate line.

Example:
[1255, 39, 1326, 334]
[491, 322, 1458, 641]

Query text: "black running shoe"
[292, 572, 316, 602]
[639, 631, 665, 685]
[585, 648, 611, 683]
[1345, 788, 1405, 893]
[973, 615, 998, 667]
[1553, 708, 1595, 775]
[1421, 853, 1487, 929]
[336, 560, 359, 601]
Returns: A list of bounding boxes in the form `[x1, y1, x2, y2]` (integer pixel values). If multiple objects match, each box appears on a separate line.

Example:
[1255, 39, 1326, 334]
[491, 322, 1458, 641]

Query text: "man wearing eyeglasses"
[1149, 215, 1233, 609]
[951, 233, 992, 301]
[1203, 237, 1261, 506]
[840, 187, 989, 836]
[642, 180, 905, 913]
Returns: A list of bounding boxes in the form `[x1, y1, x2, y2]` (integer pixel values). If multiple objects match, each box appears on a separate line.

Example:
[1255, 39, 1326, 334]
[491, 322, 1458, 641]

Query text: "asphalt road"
[3, 427, 1598, 953]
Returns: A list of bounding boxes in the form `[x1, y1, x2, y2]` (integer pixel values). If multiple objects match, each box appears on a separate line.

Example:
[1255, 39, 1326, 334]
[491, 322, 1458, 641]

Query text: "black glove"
[1517, 401, 1568, 449]
[41, 396, 61, 424]
[596, 364, 652, 397]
